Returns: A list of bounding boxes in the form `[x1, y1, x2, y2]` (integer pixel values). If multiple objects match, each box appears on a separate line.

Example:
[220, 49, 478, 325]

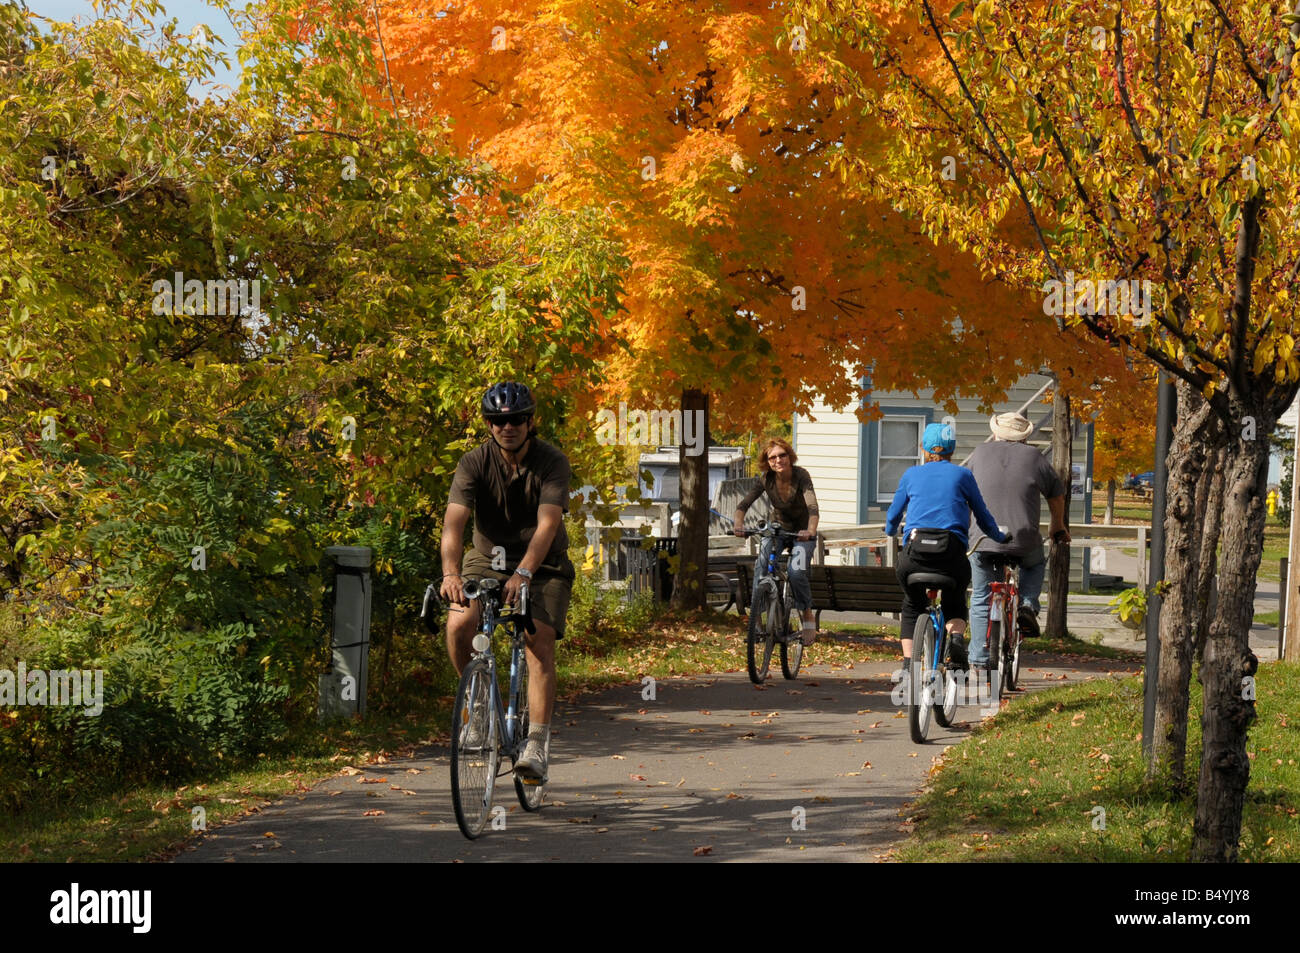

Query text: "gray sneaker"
[514, 738, 548, 783]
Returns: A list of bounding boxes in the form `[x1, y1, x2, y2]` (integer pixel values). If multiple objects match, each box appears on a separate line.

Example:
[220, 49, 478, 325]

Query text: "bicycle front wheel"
[513, 653, 545, 812]
[747, 583, 777, 683]
[451, 658, 499, 839]
[908, 616, 936, 743]
[779, 591, 803, 680]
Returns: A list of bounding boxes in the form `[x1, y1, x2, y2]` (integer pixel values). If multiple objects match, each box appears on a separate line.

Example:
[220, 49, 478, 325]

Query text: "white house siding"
[791, 403, 860, 529]
[795, 374, 1095, 585]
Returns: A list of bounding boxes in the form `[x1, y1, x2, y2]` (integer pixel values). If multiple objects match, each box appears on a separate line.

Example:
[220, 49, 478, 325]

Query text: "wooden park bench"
[733, 560, 901, 629]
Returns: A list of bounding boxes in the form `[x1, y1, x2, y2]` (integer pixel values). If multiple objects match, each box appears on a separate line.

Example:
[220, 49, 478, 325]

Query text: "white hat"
[990, 412, 1033, 442]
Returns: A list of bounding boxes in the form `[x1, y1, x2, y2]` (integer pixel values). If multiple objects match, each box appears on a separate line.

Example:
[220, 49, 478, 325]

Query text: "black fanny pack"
[909, 528, 951, 555]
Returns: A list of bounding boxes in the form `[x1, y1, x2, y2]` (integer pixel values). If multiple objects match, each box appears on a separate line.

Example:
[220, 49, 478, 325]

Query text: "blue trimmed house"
[793, 372, 1096, 586]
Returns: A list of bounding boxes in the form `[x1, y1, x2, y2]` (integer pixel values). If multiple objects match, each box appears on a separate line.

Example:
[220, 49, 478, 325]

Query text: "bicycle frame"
[752, 527, 802, 599]
[467, 591, 530, 762]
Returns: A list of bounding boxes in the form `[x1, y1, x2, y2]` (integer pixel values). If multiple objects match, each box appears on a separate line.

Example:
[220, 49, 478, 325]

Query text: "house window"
[877, 416, 925, 501]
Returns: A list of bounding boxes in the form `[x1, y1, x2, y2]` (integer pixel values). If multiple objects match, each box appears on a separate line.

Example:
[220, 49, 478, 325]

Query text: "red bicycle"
[984, 554, 1022, 702]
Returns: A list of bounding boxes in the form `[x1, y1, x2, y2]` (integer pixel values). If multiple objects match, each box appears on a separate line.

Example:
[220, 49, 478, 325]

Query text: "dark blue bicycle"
[743, 521, 805, 683]
[421, 575, 544, 839]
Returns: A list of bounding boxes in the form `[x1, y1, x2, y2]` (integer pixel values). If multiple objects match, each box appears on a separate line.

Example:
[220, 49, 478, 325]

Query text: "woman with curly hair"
[733, 438, 821, 645]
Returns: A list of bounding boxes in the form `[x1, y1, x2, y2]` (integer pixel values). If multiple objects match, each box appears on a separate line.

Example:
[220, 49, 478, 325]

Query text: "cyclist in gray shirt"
[965, 413, 1071, 681]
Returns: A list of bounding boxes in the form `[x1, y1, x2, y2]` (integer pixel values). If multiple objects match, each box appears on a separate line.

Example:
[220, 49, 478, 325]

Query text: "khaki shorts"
[462, 549, 575, 638]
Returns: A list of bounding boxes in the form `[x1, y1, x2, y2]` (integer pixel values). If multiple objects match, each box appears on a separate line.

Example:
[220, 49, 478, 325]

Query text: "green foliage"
[0, 1, 625, 813]
[1108, 587, 1147, 628]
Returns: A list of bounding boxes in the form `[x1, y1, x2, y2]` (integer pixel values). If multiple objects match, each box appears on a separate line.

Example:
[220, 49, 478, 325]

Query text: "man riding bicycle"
[965, 412, 1071, 684]
[439, 382, 576, 783]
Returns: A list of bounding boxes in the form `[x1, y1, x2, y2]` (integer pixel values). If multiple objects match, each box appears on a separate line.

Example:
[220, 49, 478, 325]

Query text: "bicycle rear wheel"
[908, 616, 936, 743]
[779, 587, 803, 680]
[513, 652, 546, 811]
[1002, 601, 1022, 692]
[933, 650, 958, 727]
[987, 615, 1003, 704]
[451, 658, 499, 839]
[747, 583, 777, 683]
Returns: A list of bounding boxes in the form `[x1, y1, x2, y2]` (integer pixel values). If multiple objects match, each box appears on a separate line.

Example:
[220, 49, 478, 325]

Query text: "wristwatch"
[514, 566, 533, 580]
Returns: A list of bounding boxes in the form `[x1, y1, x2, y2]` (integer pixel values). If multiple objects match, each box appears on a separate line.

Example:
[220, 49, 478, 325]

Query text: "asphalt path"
[175, 653, 1140, 863]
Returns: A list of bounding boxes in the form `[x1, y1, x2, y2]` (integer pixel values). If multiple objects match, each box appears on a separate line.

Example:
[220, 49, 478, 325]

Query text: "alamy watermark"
[1, 663, 104, 716]
[594, 402, 706, 457]
[151, 271, 261, 317]
[1041, 271, 1153, 326]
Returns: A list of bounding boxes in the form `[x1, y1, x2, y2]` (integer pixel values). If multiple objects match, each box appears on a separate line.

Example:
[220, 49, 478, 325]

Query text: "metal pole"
[1142, 372, 1175, 759]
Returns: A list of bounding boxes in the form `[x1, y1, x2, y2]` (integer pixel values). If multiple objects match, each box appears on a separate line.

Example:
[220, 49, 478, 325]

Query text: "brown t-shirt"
[448, 438, 571, 562]
[737, 466, 819, 532]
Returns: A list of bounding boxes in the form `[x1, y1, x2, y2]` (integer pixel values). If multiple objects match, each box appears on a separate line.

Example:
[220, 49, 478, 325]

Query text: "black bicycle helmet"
[481, 381, 536, 418]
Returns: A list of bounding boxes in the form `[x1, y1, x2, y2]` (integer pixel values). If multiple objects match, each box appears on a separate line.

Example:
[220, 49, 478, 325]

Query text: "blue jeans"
[754, 537, 814, 613]
[968, 549, 1047, 666]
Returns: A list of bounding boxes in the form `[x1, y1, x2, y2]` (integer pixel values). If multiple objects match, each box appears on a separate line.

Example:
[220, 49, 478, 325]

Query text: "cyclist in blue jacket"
[884, 422, 1008, 670]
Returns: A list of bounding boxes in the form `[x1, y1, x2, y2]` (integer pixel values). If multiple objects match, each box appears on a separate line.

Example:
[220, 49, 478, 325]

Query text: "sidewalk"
[822, 546, 1283, 660]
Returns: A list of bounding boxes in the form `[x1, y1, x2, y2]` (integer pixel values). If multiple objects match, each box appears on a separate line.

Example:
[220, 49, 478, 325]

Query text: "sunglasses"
[767, 452, 789, 461]
[487, 413, 532, 427]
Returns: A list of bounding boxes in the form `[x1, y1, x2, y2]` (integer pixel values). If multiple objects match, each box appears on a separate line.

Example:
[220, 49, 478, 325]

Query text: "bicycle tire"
[513, 649, 546, 812]
[747, 582, 776, 683]
[908, 615, 935, 743]
[1003, 600, 1022, 692]
[779, 585, 803, 680]
[450, 658, 499, 839]
[987, 616, 1003, 704]
[934, 646, 958, 727]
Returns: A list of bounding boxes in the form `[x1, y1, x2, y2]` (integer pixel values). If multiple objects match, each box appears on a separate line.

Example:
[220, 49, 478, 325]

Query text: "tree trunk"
[1192, 404, 1271, 862]
[1104, 478, 1116, 525]
[1045, 387, 1071, 638]
[670, 388, 710, 610]
[1149, 380, 1216, 787]
[1194, 443, 1227, 664]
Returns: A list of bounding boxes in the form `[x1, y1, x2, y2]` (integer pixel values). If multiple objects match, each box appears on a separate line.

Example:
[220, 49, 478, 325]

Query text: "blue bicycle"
[905, 571, 960, 743]
[421, 575, 545, 839]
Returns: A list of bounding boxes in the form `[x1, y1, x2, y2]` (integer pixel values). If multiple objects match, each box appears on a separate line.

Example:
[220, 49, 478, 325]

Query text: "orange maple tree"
[321, 0, 1133, 603]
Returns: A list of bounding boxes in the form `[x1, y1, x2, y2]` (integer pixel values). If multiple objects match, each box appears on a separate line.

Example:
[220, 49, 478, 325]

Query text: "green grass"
[895, 661, 1300, 861]
[1102, 500, 1289, 582]
[1255, 611, 1280, 627]
[0, 609, 896, 862]
[1021, 634, 1142, 661]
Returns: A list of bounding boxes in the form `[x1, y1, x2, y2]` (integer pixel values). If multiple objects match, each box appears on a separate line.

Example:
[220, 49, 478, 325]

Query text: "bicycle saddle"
[907, 572, 957, 588]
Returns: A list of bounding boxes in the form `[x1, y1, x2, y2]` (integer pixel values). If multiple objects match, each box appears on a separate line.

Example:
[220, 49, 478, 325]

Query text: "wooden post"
[1137, 525, 1147, 591]
[1280, 558, 1289, 661]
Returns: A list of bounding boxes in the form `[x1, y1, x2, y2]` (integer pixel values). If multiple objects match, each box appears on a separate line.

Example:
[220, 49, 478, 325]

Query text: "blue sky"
[26, 1, 246, 91]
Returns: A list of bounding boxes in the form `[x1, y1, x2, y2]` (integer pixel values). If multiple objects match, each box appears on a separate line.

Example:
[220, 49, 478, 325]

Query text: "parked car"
[1123, 471, 1154, 490]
